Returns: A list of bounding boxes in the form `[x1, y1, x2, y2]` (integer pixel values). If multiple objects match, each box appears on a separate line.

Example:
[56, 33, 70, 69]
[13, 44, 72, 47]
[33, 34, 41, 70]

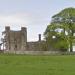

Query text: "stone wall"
[27, 41, 42, 51]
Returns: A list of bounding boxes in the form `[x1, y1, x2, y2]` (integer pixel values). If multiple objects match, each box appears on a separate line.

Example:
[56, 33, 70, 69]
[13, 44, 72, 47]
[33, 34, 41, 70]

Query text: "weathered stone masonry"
[2, 26, 27, 51]
[2, 26, 43, 52]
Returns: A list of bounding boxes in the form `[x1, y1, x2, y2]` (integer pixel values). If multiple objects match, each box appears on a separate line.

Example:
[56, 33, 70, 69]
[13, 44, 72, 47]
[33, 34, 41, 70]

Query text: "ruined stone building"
[2, 26, 27, 51]
[2, 26, 43, 52]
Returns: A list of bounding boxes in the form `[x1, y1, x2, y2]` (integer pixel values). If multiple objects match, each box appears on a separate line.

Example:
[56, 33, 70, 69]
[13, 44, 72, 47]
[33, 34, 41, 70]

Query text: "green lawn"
[0, 54, 75, 75]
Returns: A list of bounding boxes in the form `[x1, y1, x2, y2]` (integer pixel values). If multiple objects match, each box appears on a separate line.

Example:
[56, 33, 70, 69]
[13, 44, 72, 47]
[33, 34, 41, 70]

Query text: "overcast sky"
[0, 0, 75, 41]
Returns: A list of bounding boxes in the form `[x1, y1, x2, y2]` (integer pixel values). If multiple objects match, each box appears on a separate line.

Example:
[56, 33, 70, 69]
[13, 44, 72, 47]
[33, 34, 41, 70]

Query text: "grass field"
[0, 54, 75, 75]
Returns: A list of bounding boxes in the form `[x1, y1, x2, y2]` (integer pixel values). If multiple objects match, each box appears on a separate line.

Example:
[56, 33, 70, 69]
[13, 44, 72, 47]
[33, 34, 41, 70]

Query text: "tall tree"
[44, 7, 75, 52]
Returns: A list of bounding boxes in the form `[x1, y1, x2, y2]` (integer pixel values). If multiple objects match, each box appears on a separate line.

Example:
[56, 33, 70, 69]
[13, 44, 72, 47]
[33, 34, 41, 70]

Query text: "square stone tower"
[3, 26, 27, 51]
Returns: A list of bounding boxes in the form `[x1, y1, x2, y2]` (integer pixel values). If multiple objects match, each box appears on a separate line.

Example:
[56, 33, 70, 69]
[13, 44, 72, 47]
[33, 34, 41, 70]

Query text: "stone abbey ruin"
[0, 26, 67, 54]
[1, 26, 46, 53]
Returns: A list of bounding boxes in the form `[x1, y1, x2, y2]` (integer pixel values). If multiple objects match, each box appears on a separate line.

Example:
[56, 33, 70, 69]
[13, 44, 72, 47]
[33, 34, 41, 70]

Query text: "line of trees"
[44, 7, 75, 52]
